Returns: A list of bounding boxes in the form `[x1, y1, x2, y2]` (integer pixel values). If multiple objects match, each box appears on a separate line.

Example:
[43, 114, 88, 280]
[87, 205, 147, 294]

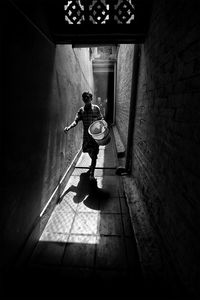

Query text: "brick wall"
[1, 2, 93, 269]
[132, 0, 200, 295]
[116, 44, 135, 148]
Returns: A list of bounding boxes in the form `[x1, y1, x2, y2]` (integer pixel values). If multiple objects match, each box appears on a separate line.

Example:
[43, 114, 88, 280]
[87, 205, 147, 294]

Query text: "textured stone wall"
[131, 0, 200, 295]
[41, 46, 94, 211]
[1, 2, 93, 269]
[116, 44, 135, 148]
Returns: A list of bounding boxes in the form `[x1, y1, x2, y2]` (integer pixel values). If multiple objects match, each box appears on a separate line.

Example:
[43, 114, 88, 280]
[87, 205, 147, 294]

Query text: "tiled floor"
[11, 137, 145, 298]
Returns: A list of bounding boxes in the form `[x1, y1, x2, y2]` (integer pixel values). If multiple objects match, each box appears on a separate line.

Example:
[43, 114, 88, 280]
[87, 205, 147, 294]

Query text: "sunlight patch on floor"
[39, 199, 101, 244]
[39, 146, 107, 244]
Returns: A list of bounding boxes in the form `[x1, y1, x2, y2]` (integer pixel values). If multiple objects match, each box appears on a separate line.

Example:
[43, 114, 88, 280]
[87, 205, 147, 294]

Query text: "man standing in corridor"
[64, 91, 104, 180]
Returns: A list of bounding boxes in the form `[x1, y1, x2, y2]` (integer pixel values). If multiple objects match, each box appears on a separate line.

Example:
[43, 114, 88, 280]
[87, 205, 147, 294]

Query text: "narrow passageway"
[2, 1, 200, 299]
[17, 131, 144, 298]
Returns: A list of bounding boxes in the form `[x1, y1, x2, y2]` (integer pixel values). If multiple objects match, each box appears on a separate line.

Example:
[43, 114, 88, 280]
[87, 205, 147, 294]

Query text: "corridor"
[2, 1, 200, 299]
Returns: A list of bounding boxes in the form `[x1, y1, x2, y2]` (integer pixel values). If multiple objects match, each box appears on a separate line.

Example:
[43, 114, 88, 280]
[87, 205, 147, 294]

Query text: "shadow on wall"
[2, 0, 57, 270]
[1, 2, 91, 272]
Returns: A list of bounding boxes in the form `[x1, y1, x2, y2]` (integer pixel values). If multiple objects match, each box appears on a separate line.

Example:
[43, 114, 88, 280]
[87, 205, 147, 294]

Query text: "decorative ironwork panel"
[90, 1, 109, 24]
[64, 1, 84, 24]
[64, 0, 135, 24]
[116, 0, 135, 23]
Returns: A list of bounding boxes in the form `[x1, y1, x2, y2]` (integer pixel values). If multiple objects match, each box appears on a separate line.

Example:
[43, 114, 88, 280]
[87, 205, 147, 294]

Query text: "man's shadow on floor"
[57, 170, 110, 210]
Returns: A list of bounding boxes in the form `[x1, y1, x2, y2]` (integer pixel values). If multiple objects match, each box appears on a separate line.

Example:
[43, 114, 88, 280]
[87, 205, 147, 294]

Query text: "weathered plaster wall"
[130, 0, 200, 296]
[116, 44, 134, 149]
[1, 1, 93, 269]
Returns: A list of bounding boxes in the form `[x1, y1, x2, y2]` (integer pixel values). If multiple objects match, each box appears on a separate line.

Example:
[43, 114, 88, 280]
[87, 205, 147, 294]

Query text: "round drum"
[88, 120, 111, 146]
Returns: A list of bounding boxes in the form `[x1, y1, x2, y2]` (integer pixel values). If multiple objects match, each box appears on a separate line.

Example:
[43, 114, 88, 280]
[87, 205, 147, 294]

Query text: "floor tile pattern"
[25, 135, 144, 298]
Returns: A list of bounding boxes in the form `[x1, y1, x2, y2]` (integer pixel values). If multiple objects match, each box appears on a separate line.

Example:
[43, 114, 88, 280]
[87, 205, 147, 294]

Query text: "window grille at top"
[64, 0, 135, 24]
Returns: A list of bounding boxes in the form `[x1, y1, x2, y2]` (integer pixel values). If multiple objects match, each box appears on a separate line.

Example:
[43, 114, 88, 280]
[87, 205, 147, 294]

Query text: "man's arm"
[95, 105, 108, 128]
[64, 108, 82, 133]
[96, 105, 103, 120]
[64, 120, 77, 133]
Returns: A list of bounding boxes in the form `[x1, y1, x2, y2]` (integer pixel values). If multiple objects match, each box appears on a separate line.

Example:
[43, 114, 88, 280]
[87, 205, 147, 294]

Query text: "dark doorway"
[92, 46, 117, 125]
[93, 70, 114, 125]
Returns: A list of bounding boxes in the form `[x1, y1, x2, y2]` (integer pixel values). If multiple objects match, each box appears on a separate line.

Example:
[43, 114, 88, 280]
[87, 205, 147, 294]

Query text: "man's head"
[82, 92, 92, 104]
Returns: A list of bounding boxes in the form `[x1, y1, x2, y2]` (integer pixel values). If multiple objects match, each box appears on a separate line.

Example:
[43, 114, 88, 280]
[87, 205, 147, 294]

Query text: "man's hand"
[64, 121, 77, 133]
[101, 119, 108, 128]
[64, 126, 69, 133]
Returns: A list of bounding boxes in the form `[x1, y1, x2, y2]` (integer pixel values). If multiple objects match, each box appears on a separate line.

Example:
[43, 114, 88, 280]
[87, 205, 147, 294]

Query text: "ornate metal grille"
[64, 0, 135, 24]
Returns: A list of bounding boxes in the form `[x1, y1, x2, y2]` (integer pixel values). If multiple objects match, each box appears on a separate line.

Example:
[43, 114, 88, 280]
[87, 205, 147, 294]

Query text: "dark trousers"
[83, 139, 99, 175]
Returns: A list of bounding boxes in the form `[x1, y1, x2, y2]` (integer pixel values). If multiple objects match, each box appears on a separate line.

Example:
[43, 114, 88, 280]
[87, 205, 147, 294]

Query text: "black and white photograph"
[1, 0, 200, 299]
